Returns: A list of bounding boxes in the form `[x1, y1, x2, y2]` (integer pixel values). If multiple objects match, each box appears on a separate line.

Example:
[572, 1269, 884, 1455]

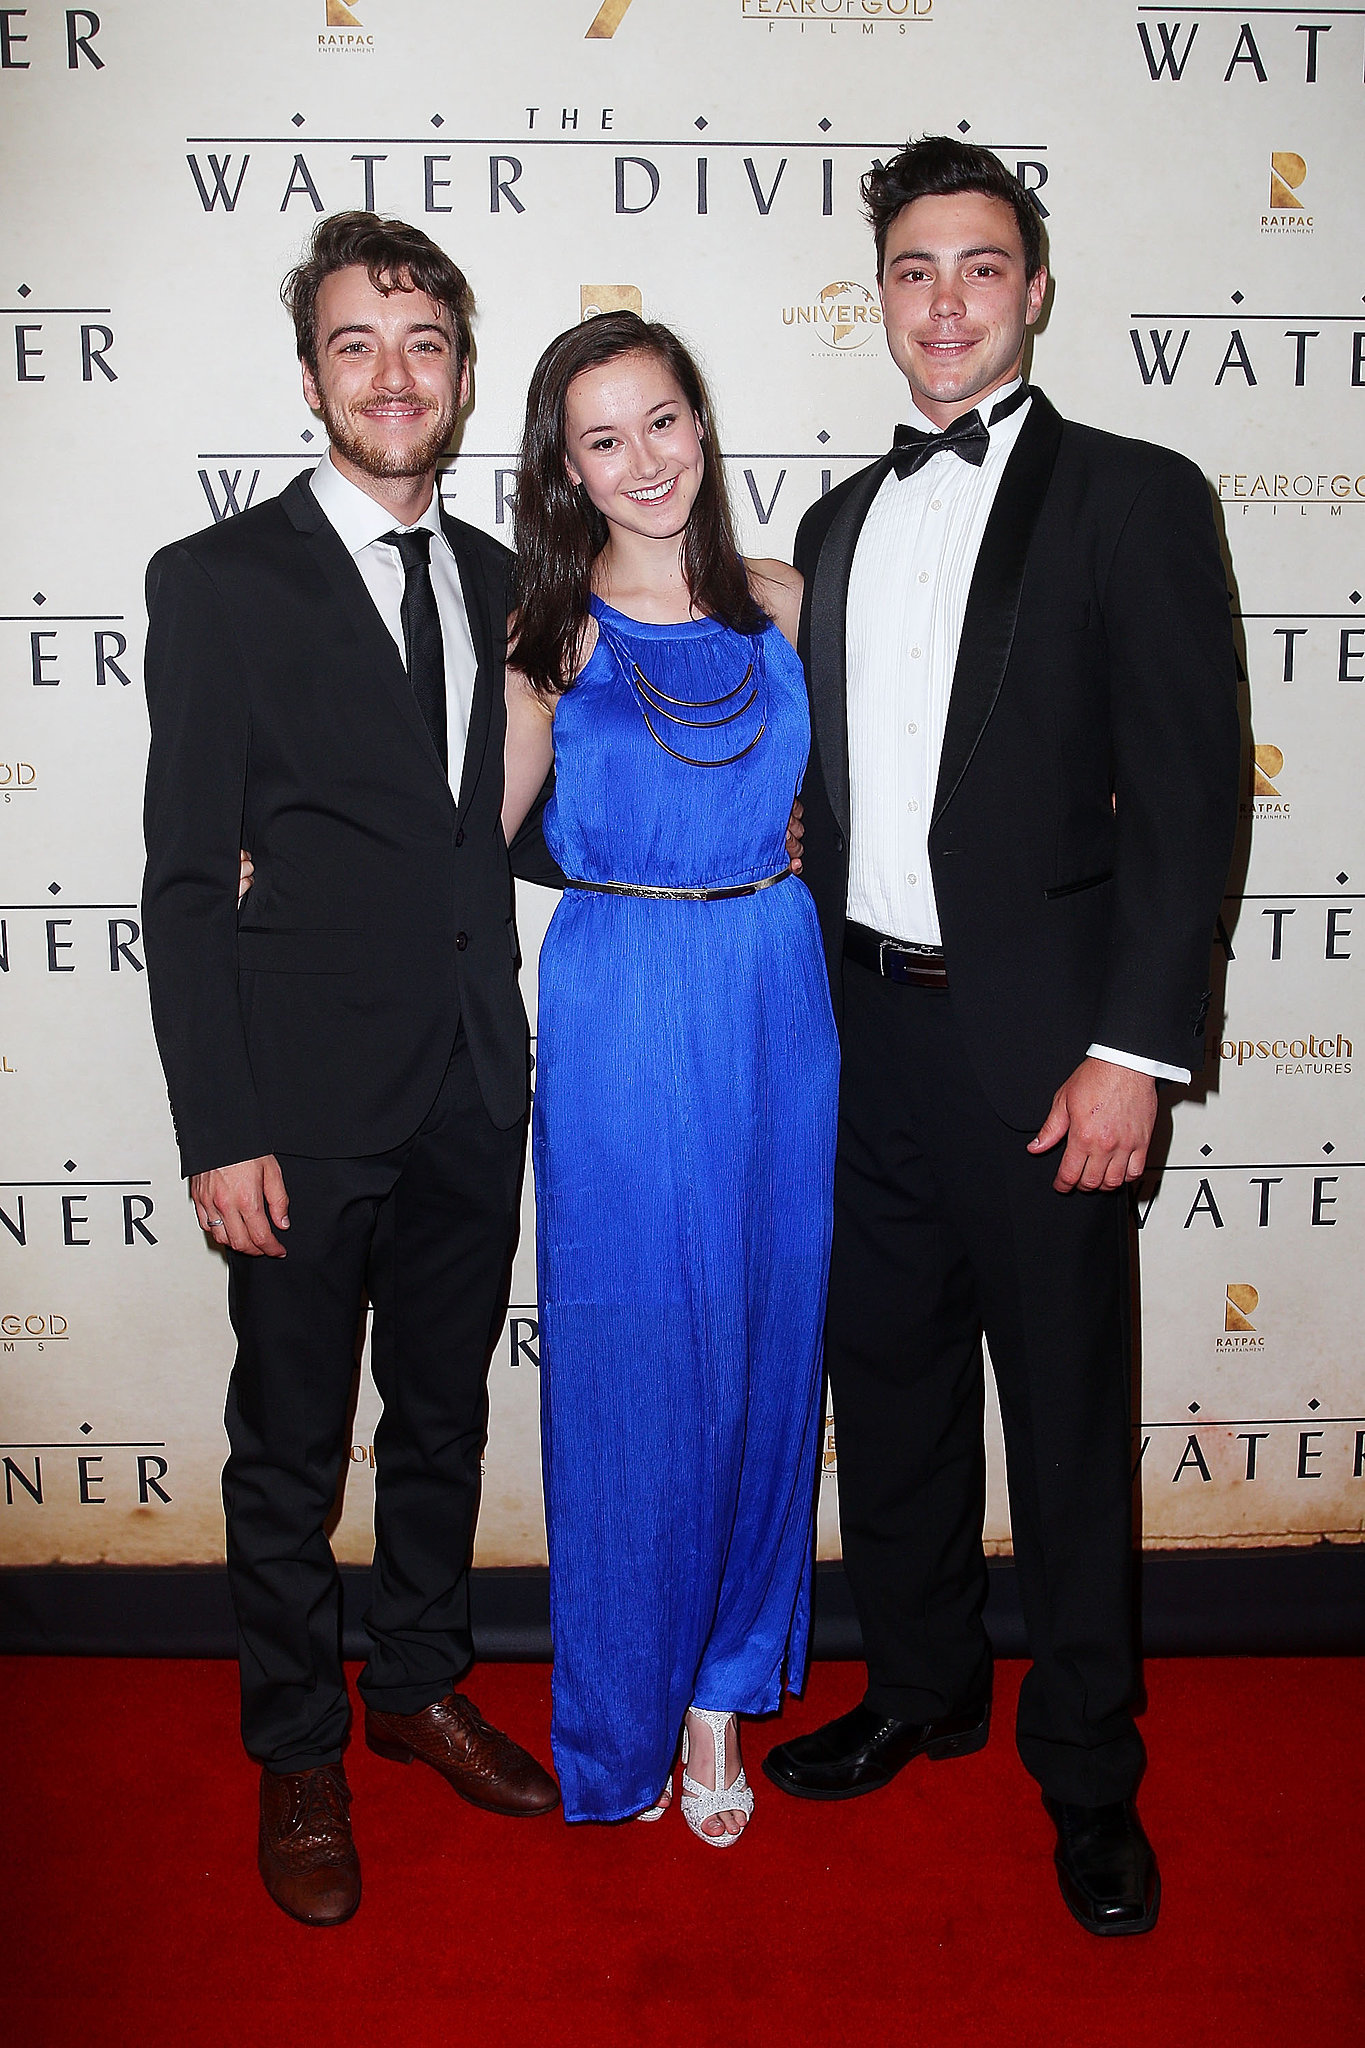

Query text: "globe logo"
[782, 281, 882, 350]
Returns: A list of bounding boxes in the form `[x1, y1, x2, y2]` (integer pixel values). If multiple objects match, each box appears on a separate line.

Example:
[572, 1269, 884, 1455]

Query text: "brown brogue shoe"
[257, 1762, 361, 1926]
[365, 1691, 560, 1817]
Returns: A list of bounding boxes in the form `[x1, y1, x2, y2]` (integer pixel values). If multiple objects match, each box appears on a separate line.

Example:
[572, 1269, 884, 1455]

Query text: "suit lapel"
[443, 515, 500, 822]
[281, 474, 454, 795]
[931, 393, 1063, 824]
[807, 455, 896, 836]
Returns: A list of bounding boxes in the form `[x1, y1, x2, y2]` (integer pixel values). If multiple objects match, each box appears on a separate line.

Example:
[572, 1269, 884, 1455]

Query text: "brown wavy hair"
[281, 211, 473, 374]
[511, 313, 765, 699]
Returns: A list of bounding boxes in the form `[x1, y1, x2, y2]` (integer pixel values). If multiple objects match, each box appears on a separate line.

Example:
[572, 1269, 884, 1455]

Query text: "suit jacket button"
[455, 931, 469, 951]
[454, 828, 464, 846]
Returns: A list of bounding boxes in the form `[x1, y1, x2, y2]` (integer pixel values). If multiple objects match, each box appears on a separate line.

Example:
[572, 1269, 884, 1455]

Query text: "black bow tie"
[889, 384, 1030, 480]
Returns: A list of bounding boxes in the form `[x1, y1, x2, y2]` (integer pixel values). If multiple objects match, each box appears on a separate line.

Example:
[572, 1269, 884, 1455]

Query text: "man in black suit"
[764, 140, 1240, 1933]
[142, 214, 560, 1927]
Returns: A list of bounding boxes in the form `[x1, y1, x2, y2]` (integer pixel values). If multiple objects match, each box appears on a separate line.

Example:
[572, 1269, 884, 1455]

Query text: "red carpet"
[4, 1655, 1361, 2047]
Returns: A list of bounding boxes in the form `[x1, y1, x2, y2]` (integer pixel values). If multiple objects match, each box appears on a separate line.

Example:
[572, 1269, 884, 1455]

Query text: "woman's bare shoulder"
[506, 608, 600, 705]
[745, 557, 803, 649]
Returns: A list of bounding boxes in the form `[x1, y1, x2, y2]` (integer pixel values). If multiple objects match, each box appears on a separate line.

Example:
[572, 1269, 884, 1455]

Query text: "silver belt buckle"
[878, 936, 941, 978]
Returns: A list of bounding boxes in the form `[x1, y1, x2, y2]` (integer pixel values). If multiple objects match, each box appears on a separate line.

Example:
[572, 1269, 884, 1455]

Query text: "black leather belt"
[562, 867, 792, 902]
[844, 920, 949, 988]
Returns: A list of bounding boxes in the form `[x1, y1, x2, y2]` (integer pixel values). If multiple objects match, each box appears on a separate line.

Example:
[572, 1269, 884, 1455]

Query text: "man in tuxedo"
[142, 213, 560, 1927]
[764, 140, 1240, 1933]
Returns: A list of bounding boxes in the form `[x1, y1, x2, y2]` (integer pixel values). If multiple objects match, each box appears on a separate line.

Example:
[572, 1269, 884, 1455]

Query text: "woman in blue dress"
[502, 314, 838, 1842]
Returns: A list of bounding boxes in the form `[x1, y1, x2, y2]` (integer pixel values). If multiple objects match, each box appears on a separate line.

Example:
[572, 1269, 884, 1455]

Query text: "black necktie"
[889, 383, 1031, 480]
[384, 527, 448, 771]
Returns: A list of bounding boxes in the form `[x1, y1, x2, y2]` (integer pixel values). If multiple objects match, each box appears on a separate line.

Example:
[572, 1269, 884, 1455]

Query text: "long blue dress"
[533, 596, 839, 1824]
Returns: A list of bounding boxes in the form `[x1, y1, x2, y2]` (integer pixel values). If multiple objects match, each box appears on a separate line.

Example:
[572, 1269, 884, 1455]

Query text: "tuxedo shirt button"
[907, 722, 918, 735]
[908, 874, 917, 886]
[919, 571, 929, 584]
[908, 799, 919, 812]
[931, 499, 941, 510]
[911, 647, 921, 659]
[455, 931, 469, 951]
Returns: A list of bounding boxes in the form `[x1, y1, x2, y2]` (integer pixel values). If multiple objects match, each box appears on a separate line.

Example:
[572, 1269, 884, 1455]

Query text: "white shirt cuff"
[1087, 1043, 1191, 1085]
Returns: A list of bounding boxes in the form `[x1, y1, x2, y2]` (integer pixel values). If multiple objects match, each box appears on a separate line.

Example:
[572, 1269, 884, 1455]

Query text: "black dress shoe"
[1044, 1796, 1160, 1936]
[762, 1700, 989, 1800]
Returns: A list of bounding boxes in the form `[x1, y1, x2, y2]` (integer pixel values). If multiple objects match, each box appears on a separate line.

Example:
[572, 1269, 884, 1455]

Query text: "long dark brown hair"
[511, 313, 765, 698]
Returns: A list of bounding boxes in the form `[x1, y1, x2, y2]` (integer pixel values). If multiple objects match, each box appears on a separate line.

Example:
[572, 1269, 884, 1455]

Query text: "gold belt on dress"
[560, 867, 793, 903]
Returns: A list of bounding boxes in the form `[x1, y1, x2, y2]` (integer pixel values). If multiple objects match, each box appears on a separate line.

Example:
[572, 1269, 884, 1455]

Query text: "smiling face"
[562, 350, 705, 543]
[301, 263, 468, 488]
[877, 190, 1047, 428]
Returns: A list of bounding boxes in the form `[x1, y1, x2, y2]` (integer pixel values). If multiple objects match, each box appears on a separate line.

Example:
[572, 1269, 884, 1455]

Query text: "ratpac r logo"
[581, 284, 644, 321]
[319, 0, 373, 53]
[1225, 1283, 1258, 1332]
[1263, 153, 1312, 234]
[1252, 745, 1283, 797]
[586, 0, 637, 36]
[1270, 152, 1306, 209]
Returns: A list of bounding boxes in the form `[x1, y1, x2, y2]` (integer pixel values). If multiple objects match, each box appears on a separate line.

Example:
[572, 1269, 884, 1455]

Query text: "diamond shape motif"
[64, 1159, 77, 1173]
[1308, 1399, 1321, 1412]
[1337, 872, 1349, 886]
[32, 592, 46, 606]
[430, 114, 445, 129]
[695, 117, 708, 132]
[1350, 591, 1362, 605]
[1188, 1402, 1200, 1415]
[957, 121, 971, 134]
[1322, 1142, 1335, 1155]
[1200, 1144, 1212, 1157]
[80, 1422, 93, 1435]
[818, 118, 832, 133]
[817, 430, 830, 446]
[1231, 291, 1244, 305]
[17, 283, 30, 298]
[48, 882, 62, 896]
[292, 113, 306, 128]
[301, 429, 315, 444]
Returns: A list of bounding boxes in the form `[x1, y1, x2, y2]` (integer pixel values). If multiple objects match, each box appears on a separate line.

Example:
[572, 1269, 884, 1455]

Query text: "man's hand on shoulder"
[191, 1156, 290, 1256]
[1028, 1058, 1157, 1195]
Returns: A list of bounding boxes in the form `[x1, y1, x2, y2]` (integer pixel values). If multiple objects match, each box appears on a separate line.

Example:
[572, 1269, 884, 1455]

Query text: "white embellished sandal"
[635, 1775, 673, 1822]
[680, 1709, 754, 1847]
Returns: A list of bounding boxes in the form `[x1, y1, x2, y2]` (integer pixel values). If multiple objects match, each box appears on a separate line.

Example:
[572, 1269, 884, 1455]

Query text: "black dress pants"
[826, 962, 1145, 1806]
[222, 1033, 523, 1772]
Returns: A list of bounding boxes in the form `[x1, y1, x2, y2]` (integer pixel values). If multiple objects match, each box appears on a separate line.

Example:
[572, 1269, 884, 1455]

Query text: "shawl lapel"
[806, 454, 897, 837]
[931, 393, 1063, 824]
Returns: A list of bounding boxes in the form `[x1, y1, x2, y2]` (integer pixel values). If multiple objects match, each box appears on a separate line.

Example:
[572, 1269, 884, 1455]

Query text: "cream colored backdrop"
[2, 0, 1361, 1569]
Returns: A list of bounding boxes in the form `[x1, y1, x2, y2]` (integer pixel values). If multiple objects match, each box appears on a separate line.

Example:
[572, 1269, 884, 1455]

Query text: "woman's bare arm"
[747, 557, 803, 650]
[502, 665, 556, 844]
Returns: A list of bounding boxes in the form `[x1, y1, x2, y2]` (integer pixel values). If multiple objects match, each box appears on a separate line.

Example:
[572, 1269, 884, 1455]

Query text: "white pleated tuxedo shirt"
[310, 451, 478, 788]
[844, 381, 1187, 1084]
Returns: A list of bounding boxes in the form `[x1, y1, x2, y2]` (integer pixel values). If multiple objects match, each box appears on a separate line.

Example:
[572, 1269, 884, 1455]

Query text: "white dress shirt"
[309, 451, 478, 787]
[844, 382, 1187, 1085]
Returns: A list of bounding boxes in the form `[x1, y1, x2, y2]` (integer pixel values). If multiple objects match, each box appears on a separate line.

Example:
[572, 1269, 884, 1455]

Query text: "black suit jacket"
[795, 392, 1242, 1131]
[143, 472, 534, 1177]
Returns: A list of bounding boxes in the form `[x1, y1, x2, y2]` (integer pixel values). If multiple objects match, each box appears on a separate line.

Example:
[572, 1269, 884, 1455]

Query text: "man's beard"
[321, 392, 455, 479]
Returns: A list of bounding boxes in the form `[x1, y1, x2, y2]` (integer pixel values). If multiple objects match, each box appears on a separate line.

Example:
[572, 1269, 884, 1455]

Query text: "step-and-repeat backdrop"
[2, 1, 1361, 1569]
